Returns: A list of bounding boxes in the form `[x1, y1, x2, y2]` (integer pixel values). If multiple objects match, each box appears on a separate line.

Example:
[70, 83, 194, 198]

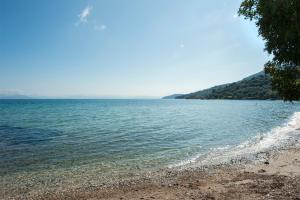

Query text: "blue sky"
[0, 0, 270, 98]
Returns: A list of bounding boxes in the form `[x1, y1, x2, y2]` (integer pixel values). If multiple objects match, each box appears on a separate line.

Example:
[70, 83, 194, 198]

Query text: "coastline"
[3, 142, 300, 200]
[56, 146, 300, 200]
[1, 111, 299, 200]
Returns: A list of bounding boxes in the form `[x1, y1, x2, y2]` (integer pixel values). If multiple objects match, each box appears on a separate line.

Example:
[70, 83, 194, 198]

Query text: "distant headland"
[163, 71, 280, 100]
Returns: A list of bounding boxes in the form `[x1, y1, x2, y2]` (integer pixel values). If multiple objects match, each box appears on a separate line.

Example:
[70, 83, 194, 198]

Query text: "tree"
[238, 0, 300, 101]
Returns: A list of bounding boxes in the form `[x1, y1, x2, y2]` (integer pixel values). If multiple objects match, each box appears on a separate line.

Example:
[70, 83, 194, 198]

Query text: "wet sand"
[5, 146, 299, 200]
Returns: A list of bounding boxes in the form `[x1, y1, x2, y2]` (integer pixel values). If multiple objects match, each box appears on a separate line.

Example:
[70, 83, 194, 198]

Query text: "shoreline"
[3, 142, 300, 200]
[57, 146, 300, 200]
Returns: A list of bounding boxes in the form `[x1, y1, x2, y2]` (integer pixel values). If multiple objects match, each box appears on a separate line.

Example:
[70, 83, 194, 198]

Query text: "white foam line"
[170, 112, 300, 168]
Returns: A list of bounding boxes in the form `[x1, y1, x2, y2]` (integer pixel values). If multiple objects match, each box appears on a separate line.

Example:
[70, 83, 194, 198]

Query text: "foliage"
[238, 0, 300, 101]
[177, 72, 280, 100]
[265, 64, 300, 101]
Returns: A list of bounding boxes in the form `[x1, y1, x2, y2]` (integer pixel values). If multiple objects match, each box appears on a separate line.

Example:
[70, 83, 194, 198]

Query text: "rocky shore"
[3, 145, 299, 200]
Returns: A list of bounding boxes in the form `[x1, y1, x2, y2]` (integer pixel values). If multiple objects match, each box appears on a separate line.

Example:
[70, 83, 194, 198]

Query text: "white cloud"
[94, 24, 107, 31]
[179, 44, 185, 48]
[233, 14, 238, 18]
[78, 5, 93, 24]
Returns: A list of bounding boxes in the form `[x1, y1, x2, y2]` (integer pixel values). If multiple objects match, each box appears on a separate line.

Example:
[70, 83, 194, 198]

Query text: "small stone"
[264, 161, 269, 165]
[258, 169, 266, 173]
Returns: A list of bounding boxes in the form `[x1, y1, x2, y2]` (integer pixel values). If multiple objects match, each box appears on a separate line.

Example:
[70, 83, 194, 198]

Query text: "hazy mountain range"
[0, 94, 32, 99]
[0, 72, 279, 100]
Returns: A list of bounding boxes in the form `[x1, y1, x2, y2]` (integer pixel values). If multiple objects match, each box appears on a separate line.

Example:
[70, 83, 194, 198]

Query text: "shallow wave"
[170, 112, 300, 168]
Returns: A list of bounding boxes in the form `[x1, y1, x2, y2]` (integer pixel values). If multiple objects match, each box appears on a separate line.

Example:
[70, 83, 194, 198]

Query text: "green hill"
[168, 72, 280, 100]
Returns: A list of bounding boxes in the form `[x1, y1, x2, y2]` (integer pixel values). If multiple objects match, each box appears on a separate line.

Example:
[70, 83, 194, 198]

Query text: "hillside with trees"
[238, 0, 300, 101]
[164, 72, 280, 100]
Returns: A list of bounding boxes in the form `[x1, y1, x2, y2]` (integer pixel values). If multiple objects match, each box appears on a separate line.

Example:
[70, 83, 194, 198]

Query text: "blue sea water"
[0, 99, 300, 180]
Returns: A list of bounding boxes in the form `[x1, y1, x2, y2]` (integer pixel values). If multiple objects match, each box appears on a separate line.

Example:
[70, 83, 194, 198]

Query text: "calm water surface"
[1, 99, 300, 178]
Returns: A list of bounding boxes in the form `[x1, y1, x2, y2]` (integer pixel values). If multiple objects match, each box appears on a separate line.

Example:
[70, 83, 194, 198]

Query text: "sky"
[0, 0, 271, 98]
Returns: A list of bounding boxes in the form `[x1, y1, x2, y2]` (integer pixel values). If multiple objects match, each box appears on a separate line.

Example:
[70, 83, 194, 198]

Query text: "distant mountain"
[163, 71, 280, 100]
[162, 94, 184, 99]
[0, 94, 32, 99]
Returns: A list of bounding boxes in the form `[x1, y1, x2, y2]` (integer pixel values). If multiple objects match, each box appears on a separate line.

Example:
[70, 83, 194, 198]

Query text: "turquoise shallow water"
[0, 99, 300, 178]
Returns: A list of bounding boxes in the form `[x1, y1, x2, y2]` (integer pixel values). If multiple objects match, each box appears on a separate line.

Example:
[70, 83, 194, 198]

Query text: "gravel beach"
[2, 145, 300, 200]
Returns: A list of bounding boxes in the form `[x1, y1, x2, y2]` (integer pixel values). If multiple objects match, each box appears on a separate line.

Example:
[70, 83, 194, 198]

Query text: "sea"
[1, 99, 300, 192]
